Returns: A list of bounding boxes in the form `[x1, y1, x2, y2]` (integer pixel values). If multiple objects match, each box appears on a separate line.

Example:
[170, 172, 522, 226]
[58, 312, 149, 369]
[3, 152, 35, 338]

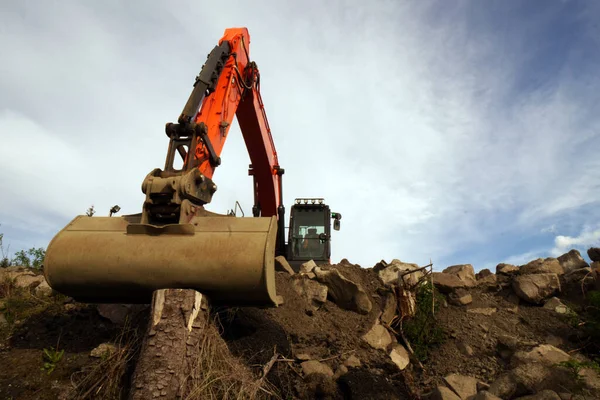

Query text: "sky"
[1, 0, 599, 272]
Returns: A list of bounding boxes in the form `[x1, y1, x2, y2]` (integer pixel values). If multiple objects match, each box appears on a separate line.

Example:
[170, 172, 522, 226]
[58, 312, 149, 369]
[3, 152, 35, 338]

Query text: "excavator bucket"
[43, 214, 280, 307]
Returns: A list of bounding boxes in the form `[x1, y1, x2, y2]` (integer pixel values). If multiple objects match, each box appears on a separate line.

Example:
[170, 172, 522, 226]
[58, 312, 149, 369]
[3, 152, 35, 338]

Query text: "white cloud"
[551, 225, 600, 257]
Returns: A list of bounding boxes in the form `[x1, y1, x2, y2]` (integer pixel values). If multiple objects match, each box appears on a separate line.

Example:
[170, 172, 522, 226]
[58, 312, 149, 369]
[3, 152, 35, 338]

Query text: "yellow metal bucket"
[43, 215, 279, 307]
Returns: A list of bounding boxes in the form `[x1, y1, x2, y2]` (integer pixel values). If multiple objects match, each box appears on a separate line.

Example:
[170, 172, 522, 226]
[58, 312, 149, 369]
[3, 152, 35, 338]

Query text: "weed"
[41, 346, 64, 375]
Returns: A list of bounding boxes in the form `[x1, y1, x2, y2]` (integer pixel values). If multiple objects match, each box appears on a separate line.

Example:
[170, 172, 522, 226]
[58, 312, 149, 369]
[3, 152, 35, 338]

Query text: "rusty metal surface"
[43, 215, 279, 307]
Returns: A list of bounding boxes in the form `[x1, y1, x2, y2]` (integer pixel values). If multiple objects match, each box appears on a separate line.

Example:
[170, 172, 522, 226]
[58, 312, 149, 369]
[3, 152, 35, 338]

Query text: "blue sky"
[0, 0, 599, 271]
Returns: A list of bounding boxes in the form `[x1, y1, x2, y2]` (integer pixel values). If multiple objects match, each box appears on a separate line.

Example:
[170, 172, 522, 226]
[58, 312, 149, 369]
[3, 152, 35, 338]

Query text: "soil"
[0, 259, 598, 399]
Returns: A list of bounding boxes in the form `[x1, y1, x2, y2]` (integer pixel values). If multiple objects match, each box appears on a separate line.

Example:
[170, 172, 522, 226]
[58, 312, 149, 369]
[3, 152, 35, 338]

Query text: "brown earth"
[0, 255, 599, 399]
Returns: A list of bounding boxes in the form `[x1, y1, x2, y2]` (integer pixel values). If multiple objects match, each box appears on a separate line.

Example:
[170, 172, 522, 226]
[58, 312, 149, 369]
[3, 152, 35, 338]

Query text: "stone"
[334, 364, 348, 379]
[292, 277, 328, 307]
[380, 292, 397, 325]
[448, 288, 473, 306]
[476, 269, 493, 280]
[564, 268, 595, 288]
[443, 373, 478, 400]
[14, 274, 45, 289]
[90, 343, 117, 358]
[362, 322, 392, 350]
[378, 260, 423, 287]
[300, 360, 334, 377]
[389, 344, 410, 370]
[514, 390, 561, 400]
[474, 391, 502, 400]
[496, 263, 519, 276]
[34, 280, 53, 297]
[97, 304, 143, 325]
[512, 274, 561, 304]
[511, 344, 571, 368]
[467, 307, 497, 316]
[579, 367, 600, 392]
[488, 373, 519, 399]
[587, 247, 600, 262]
[432, 272, 466, 294]
[477, 274, 498, 287]
[457, 341, 474, 357]
[274, 256, 295, 275]
[557, 249, 588, 273]
[313, 267, 372, 314]
[343, 355, 361, 368]
[295, 353, 312, 361]
[520, 258, 564, 276]
[431, 386, 461, 400]
[443, 264, 477, 287]
[300, 260, 317, 274]
[542, 297, 570, 314]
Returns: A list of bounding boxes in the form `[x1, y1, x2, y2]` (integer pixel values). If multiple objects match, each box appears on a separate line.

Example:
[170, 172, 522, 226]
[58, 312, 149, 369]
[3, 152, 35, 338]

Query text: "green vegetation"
[41, 346, 64, 375]
[0, 227, 46, 269]
[400, 281, 446, 362]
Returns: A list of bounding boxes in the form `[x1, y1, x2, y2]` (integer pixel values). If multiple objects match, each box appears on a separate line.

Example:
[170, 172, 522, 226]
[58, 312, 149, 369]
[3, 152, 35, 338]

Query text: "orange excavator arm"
[176, 27, 284, 220]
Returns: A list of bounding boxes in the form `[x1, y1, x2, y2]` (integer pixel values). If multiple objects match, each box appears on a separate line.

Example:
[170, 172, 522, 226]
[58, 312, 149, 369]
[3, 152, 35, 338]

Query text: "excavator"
[43, 27, 341, 308]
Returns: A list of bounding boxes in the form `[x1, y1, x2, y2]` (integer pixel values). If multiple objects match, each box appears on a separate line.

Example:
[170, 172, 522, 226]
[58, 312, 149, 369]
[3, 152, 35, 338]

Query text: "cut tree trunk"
[129, 288, 207, 400]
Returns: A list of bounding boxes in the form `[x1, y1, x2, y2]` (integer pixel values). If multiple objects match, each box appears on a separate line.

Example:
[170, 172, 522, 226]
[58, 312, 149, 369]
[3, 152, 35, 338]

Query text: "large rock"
[300, 360, 334, 377]
[443, 264, 477, 287]
[587, 247, 600, 262]
[389, 344, 410, 370]
[313, 267, 372, 314]
[476, 269, 493, 280]
[274, 256, 295, 275]
[443, 373, 478, 400]
[300, 260, 317, 274]
[496, 263, 519, 276]
[477, 273, 498, 287]
[378, 260, 423, 287]
[511, 344, 571, 368]
[448, 288, 473, 306]
[431, 386, 461, 400]
[474, 391, 502, 400]
[542, 297, 570, 314]
[512, 274, 561, 304]
[14, 274, 45, 289]
[564, 267, 595, 289]
[380, 292, 397, 325]
[520, 258, 564, 276]
[432, 272, 466, 294]
[34, 280, 53, 297]
[292, 276, 328, 307]
[362, 322, 392, 350]
[557, 249, 588, 273]
[515, 390, 561, 400]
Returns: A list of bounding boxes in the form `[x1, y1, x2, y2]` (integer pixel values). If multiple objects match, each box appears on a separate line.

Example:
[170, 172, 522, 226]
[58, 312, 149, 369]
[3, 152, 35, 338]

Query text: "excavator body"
[43, 27, 339, 307]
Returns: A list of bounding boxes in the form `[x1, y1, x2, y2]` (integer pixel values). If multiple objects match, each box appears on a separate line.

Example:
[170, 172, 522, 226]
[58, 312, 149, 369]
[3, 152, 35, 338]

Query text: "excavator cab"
[286, 198, 341, 270]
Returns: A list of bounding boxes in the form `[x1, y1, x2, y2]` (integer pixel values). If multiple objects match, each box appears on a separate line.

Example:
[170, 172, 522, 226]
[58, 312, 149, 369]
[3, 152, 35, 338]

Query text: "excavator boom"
[43, 28, 285, 307]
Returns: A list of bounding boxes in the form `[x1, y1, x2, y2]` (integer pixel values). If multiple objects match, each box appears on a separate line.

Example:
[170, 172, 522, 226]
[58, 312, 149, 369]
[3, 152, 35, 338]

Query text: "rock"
[564, 267, 595, 288]
[497, 263, 519, 276]
[14, 274, 45, 288]
[389, 344, 410, 370]
[432, 272, 466, 294]
[300, 360, 334, 377]
[443, 264, 477, 287]
[542, 297, 570, 314]
[90, 343, 117, 358]
[512, 274, 561, 304]
[300, 260, 317, 274]
[292, 277, 328, 307]
[380, 292, 397, 324]
[443, 373, 478, 400]
[509, 362, 560, 396]
[295, 353, 312, 361]
[313, 267, 372, 314]
[474, 391, 502, 400]
[362, 322, 392, 350]
[477, 274, 498, 287]
[587, 247, 600, 262]
[448, 288, 473, 306]
[334, 364, 348, 379]
[488, 373, 519, 399]
[557, 249, 588, 273]
[343, 355, 361, 368]
[274, 256, 295, 275]
[431, 386, 462, 400]
[520, 258, 564, 276]
[514, 390, 561, 400]
[34, 280, 53, 297]
[378, 260, 423, 287]
[457, 341, 474, 357]
[579, 367, 600, 393]
[511, 344, 571, 368]
[467, 307, 497, 316]
[476, 269, 493, 280]
[496, 335, 525, 360]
